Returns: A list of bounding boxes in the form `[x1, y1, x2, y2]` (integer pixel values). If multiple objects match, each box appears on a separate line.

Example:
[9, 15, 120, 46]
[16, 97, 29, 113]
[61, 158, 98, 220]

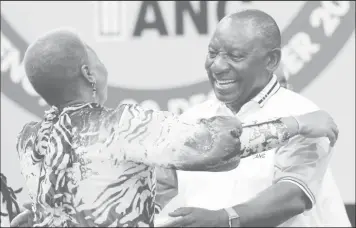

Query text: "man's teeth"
[216, 80, 236, 85]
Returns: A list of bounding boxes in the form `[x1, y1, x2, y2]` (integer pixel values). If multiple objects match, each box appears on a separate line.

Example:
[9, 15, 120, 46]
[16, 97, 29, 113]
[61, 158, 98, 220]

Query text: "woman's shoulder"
[16, 121, 41, 151]
[100, 104, 127, 124]
[18, 121, 41, 137]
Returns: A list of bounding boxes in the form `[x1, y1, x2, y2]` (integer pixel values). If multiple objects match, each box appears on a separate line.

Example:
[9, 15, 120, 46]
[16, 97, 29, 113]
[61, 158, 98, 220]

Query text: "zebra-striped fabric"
[16, 101, 293, 227]
[16, 102, 245, 227]
[17, 103, 159, 227]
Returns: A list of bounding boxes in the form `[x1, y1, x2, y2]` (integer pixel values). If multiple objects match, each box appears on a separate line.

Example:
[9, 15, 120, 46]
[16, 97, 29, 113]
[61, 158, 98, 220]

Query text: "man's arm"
[225, 182, 308, 227]
[163, 136, 334, 227]
[225, 136, 332, 227]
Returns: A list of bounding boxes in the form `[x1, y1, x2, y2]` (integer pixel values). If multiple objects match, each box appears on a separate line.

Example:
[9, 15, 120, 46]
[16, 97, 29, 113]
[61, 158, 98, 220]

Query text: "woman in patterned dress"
[13, 29, 338, 227]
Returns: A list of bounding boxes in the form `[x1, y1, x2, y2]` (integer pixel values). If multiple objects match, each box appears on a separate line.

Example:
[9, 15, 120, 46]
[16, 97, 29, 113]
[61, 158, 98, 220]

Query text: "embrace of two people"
[11, 9, 349, 228]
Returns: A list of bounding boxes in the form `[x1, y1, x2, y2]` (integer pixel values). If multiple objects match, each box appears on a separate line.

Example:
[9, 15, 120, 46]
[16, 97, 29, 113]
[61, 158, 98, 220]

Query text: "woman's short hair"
[23, 29, 89, 106]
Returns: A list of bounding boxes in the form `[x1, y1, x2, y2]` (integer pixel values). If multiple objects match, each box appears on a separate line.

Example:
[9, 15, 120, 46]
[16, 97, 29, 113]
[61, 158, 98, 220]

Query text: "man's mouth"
[214, 79, 237, 89]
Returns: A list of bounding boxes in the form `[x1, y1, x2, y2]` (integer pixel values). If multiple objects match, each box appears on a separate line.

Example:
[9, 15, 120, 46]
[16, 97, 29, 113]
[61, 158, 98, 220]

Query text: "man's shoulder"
[266, 88, 320, 115]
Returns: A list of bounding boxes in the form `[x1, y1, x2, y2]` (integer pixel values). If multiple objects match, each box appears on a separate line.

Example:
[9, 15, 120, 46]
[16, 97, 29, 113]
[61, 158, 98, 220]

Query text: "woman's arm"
[239, 117, 297, 158]
[239, 110, 338, 159]
[113, 104, 242, 172]
[113, 104, 337, 171]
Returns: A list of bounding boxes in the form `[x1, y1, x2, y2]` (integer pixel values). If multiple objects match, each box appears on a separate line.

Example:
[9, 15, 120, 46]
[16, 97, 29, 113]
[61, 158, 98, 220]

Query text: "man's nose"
[210, 55, 229, 76]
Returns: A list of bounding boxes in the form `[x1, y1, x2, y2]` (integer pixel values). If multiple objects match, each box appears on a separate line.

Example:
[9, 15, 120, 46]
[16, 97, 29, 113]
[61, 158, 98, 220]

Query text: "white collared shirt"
[156, 75, 351, 227]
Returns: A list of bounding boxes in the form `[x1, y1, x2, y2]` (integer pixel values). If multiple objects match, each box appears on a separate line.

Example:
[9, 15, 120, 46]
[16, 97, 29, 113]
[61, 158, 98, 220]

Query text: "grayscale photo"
[1, 1, 355, 227]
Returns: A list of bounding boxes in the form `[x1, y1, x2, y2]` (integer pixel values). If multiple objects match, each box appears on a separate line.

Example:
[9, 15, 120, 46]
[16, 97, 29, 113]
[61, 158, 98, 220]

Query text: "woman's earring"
[92, 81, 97, 98]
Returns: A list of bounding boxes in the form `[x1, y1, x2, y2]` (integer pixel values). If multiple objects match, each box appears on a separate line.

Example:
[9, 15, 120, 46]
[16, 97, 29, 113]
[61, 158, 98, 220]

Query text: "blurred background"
[1, 1, 355, 226]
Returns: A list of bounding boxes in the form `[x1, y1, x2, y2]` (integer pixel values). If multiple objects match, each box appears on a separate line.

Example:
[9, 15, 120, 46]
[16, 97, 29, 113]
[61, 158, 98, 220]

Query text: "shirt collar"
[251, 74, 281, 107]
[214, 74, 281, 118]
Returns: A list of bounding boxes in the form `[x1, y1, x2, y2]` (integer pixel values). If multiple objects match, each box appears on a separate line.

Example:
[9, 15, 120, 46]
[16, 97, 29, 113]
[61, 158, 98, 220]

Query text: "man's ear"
[81, 65, 96, 84]
[265, 48, 281, 72]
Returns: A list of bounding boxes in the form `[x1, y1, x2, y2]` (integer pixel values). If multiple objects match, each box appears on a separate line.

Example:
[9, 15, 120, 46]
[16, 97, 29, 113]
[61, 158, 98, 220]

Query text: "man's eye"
[229, 54, 244, 61]
[208, 51, 217, 58]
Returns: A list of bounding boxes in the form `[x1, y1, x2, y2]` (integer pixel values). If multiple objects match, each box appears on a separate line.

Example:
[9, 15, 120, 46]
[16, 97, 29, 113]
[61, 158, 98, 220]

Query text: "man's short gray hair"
[227, 9, 281, 50]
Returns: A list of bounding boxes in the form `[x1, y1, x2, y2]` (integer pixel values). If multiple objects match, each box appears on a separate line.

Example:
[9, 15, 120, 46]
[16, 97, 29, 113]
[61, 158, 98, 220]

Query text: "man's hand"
[295, 110, 339, 146]
[159, 207, 229, 227]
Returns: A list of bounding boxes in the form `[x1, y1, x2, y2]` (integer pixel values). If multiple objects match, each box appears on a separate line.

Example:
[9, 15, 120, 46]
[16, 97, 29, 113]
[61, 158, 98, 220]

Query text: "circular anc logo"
[1, 1, 355, 118]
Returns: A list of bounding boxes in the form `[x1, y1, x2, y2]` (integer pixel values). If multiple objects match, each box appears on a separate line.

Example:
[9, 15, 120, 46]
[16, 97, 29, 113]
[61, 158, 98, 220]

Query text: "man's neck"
[226, 74, 273, 114]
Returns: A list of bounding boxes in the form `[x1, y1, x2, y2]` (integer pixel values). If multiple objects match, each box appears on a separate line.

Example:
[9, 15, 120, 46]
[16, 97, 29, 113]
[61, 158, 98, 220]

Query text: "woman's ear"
[81, 65, 96, 84]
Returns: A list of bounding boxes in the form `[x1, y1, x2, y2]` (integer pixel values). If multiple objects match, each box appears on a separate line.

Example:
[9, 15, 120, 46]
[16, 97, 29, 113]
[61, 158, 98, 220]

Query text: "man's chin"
[214, 90, 239, 105]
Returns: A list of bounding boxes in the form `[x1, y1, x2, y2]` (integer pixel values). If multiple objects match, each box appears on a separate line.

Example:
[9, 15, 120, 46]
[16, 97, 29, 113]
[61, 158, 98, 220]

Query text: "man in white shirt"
[156, 9, 351, 227]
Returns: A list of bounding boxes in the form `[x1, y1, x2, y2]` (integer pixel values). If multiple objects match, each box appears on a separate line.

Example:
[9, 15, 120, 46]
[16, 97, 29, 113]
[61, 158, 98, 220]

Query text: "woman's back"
[17, 103, 156, 227]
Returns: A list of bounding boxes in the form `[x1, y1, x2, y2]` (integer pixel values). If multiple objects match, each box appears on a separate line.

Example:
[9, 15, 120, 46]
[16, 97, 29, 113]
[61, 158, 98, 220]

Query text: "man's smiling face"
[205, 15, 279, 109]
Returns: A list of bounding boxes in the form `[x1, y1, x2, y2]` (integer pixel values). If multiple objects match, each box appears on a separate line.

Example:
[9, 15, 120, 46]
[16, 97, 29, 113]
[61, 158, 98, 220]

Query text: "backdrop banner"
[1, 1, 355, 226]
